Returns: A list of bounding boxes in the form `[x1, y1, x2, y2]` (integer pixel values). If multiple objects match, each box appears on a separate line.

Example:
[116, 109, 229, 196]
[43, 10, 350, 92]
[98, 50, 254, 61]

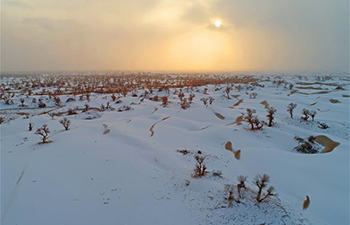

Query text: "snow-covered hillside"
[1, 74, 349, 225]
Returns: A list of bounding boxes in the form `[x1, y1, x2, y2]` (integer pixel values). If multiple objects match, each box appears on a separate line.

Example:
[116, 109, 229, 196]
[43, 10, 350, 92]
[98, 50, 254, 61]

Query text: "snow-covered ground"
[1, 74, 349, 225]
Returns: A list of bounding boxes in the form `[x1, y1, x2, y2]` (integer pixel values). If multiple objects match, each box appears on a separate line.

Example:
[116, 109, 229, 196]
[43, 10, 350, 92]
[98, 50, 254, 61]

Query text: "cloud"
[22, 17, 76, 31]
[1, 0, 349, 72]
[3, 0, 31, 8]
[182, 1, 211, 24]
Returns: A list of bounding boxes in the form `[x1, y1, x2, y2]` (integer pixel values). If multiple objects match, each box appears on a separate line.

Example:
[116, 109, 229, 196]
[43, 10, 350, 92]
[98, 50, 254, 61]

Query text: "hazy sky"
[1, 0, 349, 72]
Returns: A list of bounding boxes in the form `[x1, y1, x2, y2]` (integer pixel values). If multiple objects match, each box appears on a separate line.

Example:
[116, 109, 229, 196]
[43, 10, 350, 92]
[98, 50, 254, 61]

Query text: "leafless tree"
[309, 110, 317, 121]
[225, 86, 231, 99]
[35, 124, 50, 143]
[301, 109, 310, 121]
[60, 118, 71, 131]
[287, 103, 297, 119]
[266, 107, 277, 127]
[192, 155, 207, 178]
[29, 122, 33, 131]
[244, 108, 263, 130]
[253, 174, 276, 203]
[161, 96, 168, 107]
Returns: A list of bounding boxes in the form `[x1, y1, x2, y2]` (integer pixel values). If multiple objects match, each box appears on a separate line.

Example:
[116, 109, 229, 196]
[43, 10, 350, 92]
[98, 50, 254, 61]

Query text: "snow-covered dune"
[1, 74, 349, 225]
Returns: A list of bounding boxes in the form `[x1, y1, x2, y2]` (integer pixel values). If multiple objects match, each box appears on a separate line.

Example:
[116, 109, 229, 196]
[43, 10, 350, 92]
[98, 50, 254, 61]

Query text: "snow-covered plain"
[1, 73, 349, 225]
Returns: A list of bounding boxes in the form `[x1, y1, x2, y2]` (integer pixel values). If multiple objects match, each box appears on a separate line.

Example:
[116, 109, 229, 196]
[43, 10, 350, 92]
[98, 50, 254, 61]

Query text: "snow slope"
[1, 74, 349, 225]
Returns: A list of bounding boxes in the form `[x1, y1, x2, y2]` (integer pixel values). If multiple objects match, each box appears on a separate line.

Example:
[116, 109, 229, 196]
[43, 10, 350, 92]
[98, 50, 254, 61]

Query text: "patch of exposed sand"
[296, 86, 323, 90]
[298, 91, 330, 95]
[150, 116, 171, 137]
[296, 82, 339, 87]
[151, 108, 158, 114]
[224, 141, 241, 160]
[287, 90, 299, 96]
[235, 115, 243, 125]
[303, 196, 310, 210]
[314, 135, 340, 153]
[199, 125, 213, 131]
[225, 141, 232, 150]
[214, 112, 225, 120]
[233, 99, 243, 107]
[103, 124, 110, 135]
[317, 108, 330, 112]
[329, 99, 341, 104]
[260, 100, 269, 109]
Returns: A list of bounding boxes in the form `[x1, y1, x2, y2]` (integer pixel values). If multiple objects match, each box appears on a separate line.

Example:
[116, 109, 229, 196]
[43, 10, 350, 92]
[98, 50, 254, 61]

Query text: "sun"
[215, 20, 221, 28]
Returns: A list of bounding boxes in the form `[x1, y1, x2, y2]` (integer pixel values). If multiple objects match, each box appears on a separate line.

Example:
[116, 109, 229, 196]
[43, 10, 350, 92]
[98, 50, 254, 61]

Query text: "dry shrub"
[253, 174, 276, 203]
[192, 155, 207, 178]
[35, 124, 50, 143]
[60, 118, 71, 131]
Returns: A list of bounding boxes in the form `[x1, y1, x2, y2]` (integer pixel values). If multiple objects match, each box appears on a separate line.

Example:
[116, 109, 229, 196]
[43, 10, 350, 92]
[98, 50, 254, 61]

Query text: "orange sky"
[1, 0, 349, 72]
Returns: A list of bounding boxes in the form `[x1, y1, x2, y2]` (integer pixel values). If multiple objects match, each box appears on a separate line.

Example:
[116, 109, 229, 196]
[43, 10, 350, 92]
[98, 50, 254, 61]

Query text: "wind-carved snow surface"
[1, 74, 349, 225]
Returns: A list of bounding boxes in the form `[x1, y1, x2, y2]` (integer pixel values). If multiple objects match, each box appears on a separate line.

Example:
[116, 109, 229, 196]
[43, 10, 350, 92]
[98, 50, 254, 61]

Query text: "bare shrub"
[188, 93, 195, 104]
[48, 112, 56, 120]
[287, 103, 297, 119]
[293, 135, 319, 154]
[106, 102, 115, 110]
[60, 118, 71, 131]
[177, 149, 190, 155]
[266, 107, 276, 127]
[20, 98, 25, 107]
[101, 103, 106, 111]
[212, 170, 223, 178]
[224, 184, 240, 207]
[178, 90, 184, 101]
[161, 96, 168, 107]
[209, 97, 214, 105]
[86, 93, 90, 102]
[249, 92, 257, 99]
[192, 155, 207, 178]
[301, 109, 310, 121]
[35, 124, 50, 143]
[243, 108, 263, 130]
[29, 122, 33, 131]
[181, 98, 190, 110]
[318, 122, 329, 129]
[68, 108, 77, 115]
[200, 98, 208, 106]
[253, 174, 276, 203]
[38, 99, 46, 108]
[84, 104, 90, 112]
[309, 110, 316, 121]
[225, 86, 231, 99]
[237, 175, 247, 199]
[54, 96, 61, 106]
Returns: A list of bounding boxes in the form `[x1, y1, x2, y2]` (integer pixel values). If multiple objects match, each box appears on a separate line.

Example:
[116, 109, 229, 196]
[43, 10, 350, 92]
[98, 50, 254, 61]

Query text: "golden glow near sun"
[215, 20, 221, 28]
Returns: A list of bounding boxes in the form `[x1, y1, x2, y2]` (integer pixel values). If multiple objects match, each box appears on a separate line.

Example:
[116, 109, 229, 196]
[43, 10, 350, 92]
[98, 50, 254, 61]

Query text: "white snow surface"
[1, 75, 349, 225]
